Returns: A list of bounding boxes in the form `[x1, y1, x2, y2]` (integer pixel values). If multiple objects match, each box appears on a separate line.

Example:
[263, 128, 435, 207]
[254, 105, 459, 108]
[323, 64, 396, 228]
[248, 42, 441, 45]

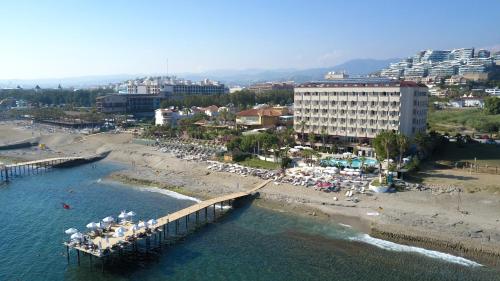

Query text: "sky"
[1, 0, 499, 79]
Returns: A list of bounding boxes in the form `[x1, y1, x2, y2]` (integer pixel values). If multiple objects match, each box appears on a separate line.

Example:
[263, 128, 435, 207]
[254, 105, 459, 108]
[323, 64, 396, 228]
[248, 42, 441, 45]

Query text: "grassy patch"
[236, 157, 280, 170]
[433, 142, 500, 166]
[428, 108, 500, 134]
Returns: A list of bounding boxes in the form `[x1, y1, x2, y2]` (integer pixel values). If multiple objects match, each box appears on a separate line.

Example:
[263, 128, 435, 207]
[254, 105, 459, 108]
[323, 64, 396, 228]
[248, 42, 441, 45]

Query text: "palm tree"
[308, 132, 316, 149]
[359, 155, 366, 172]
[346, 155, 353, 168]
[373, 131, 395, 184]
[396, 133, 409, 169]
[320, 127, 327, 152]
[300, 120, 306, 145]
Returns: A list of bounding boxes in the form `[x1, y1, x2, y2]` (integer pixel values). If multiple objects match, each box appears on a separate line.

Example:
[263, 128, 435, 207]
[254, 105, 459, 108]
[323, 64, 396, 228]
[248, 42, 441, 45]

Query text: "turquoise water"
[0, 162, 499, 281]
[321, 158, 378, 168]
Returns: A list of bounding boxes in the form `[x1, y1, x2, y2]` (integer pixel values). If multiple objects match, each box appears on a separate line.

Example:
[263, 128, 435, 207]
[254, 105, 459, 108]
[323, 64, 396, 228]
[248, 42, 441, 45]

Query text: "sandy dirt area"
[1, 121, 500, 265]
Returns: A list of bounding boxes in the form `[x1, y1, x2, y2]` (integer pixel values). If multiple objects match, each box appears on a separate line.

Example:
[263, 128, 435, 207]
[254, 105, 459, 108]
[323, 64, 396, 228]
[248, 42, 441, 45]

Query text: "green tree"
[299, 120, 306, 145]
[308, 132, 316, 148]
[373, 131, 398, 183]
[395, 133, 409, 168]
[484, 97, 500, 115]
[320, 127, 328, 151]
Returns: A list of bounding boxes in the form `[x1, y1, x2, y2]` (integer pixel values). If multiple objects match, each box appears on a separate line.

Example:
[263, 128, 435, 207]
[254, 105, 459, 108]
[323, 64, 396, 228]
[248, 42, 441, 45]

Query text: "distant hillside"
[0, 58, 399, 88]
[181, 58, 400, 85]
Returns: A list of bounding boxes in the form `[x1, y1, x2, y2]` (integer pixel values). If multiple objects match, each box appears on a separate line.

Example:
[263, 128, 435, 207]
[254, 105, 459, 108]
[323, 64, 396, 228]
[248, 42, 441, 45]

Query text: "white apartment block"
[293, 78, 428, 147]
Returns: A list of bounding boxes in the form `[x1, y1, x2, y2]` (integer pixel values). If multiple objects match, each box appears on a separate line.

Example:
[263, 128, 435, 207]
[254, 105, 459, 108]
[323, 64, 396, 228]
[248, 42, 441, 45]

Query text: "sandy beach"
[1, 121, 500, 265]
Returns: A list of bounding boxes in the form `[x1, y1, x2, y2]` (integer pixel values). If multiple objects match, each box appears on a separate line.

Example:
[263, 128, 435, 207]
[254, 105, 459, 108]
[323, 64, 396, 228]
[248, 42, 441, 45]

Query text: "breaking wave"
[350, 234, 482, 267]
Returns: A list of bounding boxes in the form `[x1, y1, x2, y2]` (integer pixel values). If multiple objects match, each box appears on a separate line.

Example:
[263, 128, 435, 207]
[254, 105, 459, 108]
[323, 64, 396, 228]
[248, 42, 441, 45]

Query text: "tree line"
[160, 90, 293, 109]
[0, 88, 114, 107]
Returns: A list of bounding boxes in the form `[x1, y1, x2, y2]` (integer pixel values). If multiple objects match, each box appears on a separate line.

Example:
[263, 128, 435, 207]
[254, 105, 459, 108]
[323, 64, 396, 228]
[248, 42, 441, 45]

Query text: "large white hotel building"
[293, 78, 428, 155]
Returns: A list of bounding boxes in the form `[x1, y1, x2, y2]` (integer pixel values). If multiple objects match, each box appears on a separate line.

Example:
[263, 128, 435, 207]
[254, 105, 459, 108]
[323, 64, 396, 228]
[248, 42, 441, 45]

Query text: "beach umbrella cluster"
[156, 139, 226, 162]
[206, 161, 281, 180]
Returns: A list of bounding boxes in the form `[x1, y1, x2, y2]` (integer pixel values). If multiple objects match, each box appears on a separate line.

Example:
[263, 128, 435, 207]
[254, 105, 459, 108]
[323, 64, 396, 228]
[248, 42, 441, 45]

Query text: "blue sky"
[1, 0, 499, 79]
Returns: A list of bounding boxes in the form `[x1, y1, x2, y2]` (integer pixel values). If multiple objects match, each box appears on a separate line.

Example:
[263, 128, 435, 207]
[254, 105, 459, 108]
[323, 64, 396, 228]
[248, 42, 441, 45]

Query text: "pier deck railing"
[67, 179, 272, 259]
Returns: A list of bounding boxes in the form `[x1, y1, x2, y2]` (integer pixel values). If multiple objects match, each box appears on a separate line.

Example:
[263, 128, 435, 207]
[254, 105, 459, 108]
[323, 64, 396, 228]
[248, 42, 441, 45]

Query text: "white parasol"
[70, 232, 84, 240]
[86, 222, 100, 229]
[65, 228, 78, 235]
[102, 216, 115, 223]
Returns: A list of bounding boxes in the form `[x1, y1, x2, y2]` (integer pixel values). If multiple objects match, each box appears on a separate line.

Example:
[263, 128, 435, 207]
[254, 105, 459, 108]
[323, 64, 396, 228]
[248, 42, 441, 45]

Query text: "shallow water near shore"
[0, 162, 499, 280]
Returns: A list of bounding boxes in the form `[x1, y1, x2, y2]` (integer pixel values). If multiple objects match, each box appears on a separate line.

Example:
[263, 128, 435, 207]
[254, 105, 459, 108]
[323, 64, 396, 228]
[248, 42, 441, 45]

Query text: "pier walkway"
[68, 179, 272, 259]
[1, 152, 110, 182]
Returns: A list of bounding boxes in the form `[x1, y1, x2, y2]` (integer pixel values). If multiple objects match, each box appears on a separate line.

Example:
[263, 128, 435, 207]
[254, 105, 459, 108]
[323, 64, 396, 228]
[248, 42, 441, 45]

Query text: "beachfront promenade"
[68, 179, 272, 260]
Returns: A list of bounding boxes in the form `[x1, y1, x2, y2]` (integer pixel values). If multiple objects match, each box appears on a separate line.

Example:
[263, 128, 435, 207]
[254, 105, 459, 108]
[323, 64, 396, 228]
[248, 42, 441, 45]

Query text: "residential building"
[485, 88, 500, 96]
[96, 94, 161, 115]
[476, 49, 491, 58]
[229, 86, 245, 93]
[449, 95, 485, 108]
[293, 78, 428, 154]
[422, 50, 451, 63]
[428, 64, 458, 78]
[155, 108, 179, 126]
[380, 47, 494, 82]
[164, 83, 227, 96]
[445, 75, 467, 86]
[448, 48, 474, 61]
[236, 106, 290, 129]
[126, 76, 227, 96]
[247, 82, 294, 94]
[95, 95, 127, 113]
[325, 71, 349, 80]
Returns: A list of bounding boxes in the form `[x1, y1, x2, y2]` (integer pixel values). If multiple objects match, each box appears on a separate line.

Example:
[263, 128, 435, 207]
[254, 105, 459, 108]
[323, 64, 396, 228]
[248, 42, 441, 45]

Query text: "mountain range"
[0, 58, 399, 89]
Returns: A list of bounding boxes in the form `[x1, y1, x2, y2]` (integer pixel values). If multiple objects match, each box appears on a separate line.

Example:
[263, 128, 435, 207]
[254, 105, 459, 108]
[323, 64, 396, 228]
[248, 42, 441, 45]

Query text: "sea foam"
[350, 234, 482, 267]
[138, 186, 201, 203]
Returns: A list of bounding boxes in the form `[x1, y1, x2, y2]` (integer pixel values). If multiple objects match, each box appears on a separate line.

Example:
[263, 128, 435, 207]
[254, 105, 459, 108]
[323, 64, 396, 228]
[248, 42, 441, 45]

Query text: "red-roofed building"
[236, 106, 290, 128]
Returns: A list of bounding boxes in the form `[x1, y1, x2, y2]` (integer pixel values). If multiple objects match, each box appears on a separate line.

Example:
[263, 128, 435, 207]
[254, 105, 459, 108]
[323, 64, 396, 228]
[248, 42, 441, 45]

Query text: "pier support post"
[66, 245, 70, 264]
[166, 219, 169, 238]
[205, 207, 208, 222]
[213, 204, 216, 220]
[196, 211, 199, 225]
[185, 216, 188, 232]
[163, 224, 166, 240]
[77, 250, 80, 266]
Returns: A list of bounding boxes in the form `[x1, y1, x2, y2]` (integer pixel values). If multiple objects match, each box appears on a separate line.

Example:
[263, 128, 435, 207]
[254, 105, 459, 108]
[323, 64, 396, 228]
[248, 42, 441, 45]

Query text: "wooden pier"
[65, 179, 272, 266]
[0, 152, 110, 182]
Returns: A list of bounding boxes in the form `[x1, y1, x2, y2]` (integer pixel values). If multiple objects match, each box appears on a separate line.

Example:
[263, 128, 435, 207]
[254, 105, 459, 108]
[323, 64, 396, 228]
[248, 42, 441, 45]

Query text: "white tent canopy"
[114, 226, 127, 233]
[102, 216, 115, 223]
[86, 222, 101, 229]
[137, 221, 148, 228]
[118, 211, 128, 219]
[70, 232, 84, 240]
[65, 228, 78, 235]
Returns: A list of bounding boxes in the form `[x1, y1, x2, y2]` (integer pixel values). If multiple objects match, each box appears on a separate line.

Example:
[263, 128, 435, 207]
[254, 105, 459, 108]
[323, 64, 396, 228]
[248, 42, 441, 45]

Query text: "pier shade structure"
[64, 179, 272, 267]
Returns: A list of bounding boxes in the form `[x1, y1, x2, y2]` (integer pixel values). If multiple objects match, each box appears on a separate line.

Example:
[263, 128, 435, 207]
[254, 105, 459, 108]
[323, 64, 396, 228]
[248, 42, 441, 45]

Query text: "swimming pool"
[320, 158, 378, 168]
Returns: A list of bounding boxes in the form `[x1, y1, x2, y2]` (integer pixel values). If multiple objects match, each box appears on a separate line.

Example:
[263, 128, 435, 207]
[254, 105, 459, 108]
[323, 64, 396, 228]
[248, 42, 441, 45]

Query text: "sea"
[0, 162, 499, 281]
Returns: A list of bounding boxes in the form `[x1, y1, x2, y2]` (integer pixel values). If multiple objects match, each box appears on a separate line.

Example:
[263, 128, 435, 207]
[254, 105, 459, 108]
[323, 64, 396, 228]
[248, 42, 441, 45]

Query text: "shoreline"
[0, 123, 499, 267]
[105, 170, 490, 267]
